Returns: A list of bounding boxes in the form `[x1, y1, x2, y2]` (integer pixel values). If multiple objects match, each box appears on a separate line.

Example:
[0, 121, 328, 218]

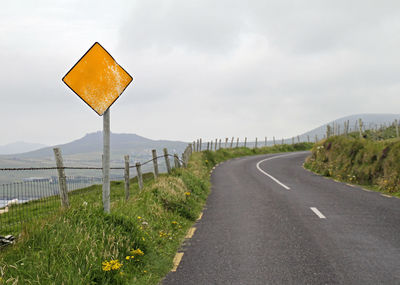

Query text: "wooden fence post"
[236, 137, 239, 148]
[164, 148, 172, 174]
[229, 137, 233, 148]
[358, 118, 363, 139]
[326, 125, 331, 138]
[53, 148, 69, 208]
[210, 140, 213, 151]
[225, 138, 228, 148]
[273, 136, 276, 146]
[297, 136, 300, 143]
[265, 137, 267, 147]
[152, 149, 159, 179]
[307, 135, 310, 143]
[215, 138, 218, 151]
[281, 138, 284, 144]
[124, 155, 130, 201]
[174, 154, 181, 168]
[136, 162, 143, 190]
[219, 139, 222, 149]
[199, 138, 202, 151]
[244, 137, 247, 148]
[255, 137, 258, 149]
[207, 142, 210, 151]
[182, 152, 187, 168]
[193, 141, 196, 152]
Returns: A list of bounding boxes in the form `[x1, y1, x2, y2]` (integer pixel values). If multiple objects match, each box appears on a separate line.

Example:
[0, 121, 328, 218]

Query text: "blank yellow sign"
[62, 42, 133, 116]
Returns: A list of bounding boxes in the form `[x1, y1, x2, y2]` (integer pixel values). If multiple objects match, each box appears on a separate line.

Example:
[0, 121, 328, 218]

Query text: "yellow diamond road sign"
[62, 42, 133, 116]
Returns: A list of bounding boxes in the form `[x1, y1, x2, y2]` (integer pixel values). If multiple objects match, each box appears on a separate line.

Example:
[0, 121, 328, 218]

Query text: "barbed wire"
[0, 154, 184, 171]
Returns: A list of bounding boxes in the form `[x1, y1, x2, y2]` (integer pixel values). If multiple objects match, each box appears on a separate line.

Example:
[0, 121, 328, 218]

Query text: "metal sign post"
[103, 108, 111, 213]
[62, 42, 133, 213]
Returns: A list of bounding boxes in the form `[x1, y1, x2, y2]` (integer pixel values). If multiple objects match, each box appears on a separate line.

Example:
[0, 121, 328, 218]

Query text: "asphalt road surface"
[162, 151, 400, 284]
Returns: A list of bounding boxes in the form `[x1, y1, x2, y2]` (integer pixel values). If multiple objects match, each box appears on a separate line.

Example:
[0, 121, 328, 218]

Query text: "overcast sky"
[1, 0, 400, 145]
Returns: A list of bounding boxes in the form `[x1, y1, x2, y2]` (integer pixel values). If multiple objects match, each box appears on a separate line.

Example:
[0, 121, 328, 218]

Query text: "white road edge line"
[256, 153, 300, 190]
[310, 207, 326, 219]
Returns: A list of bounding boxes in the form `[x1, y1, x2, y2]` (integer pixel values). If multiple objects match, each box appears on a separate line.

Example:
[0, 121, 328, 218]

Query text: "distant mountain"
[0, 132, 188, 166]
[298, 113, 400, 142]
[0, 141, 48, 155]
[0, 132, 188, 184]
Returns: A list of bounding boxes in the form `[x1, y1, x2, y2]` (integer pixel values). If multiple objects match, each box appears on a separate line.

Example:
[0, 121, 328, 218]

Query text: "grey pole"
[164, 148, 172, 174]
[152, 149, 159, 179]
[136, 162, 143, 190]
[53, 148, 69, 208]
[124, 155, 130, 201]
[102, 108, 111, 213]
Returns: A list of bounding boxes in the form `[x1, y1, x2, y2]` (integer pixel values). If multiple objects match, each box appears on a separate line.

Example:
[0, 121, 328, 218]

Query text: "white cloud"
[1, 0, 400, 145]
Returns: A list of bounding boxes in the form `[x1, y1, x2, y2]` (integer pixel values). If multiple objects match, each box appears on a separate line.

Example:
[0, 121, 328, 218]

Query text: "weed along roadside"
[0, 142, 312, 284]
[305, 135, 400, 196]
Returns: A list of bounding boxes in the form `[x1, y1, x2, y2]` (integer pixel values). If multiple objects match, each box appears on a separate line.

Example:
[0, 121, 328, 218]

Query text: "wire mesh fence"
[0, 175, 104, 235]
[0, 147, 191, 236]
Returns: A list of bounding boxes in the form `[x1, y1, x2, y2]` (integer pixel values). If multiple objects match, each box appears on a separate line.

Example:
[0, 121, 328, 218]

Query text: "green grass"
[0, 143, 313, 284]
[304, 135, 400, 195]
[0, 153, 210, 284]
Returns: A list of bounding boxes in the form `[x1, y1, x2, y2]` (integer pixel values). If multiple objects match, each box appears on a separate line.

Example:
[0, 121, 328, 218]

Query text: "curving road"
[162, 151, 400, 284]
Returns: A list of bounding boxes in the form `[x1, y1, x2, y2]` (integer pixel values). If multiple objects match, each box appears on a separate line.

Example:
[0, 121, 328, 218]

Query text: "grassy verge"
[0, 154, 209, 285]
[0, 143, 312, 284]
[304, 136, 400, 196]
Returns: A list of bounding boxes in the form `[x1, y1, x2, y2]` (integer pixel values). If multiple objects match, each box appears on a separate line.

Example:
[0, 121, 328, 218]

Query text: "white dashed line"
[310, 207, 326, 219]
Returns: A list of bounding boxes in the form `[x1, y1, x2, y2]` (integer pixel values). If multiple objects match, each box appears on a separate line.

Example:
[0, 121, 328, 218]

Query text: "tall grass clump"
[305, 136, 400, 194]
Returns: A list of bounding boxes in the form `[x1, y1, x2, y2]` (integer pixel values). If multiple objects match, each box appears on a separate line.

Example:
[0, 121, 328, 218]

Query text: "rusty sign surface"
[62, 42, 133, 116]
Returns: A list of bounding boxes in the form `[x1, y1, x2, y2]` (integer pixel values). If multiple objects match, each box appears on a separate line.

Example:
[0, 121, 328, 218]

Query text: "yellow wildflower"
[184, 192, 191, 196]
[102, 259, 123, 271]
[131, 248, 144, 256]
[172, 221, 178, 225]
[110, 260, 123, 270]
[137, 216, 142, 220]
[102, 261, 111, 271]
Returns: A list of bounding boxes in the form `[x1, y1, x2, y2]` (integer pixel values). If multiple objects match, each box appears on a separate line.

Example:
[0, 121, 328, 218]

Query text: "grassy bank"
[304, 136, 400, 195]
[0, 153, 210, 285]
[0, 143, 312, 284]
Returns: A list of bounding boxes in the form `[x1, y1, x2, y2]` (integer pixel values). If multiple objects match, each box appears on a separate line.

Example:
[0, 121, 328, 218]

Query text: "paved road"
[162, 152, 400, 284]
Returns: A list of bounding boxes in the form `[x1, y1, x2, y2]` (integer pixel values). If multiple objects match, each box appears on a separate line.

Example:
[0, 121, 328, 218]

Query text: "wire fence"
[0, 145, 191, 236]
